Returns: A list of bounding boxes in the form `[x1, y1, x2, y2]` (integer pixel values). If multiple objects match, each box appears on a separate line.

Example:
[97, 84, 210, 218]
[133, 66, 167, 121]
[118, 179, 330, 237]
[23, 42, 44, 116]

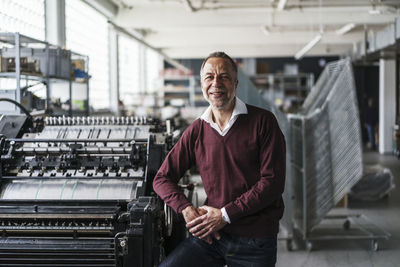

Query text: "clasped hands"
[182, 205, 227, 244]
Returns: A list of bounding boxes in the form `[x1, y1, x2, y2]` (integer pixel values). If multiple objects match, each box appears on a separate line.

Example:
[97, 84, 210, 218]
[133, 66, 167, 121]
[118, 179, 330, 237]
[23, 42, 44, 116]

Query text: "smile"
[210, 92, 225, 97]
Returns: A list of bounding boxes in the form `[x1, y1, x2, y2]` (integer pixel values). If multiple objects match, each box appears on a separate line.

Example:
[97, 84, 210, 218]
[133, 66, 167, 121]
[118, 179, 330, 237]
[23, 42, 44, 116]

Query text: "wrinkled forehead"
[201, 58, 235, 76]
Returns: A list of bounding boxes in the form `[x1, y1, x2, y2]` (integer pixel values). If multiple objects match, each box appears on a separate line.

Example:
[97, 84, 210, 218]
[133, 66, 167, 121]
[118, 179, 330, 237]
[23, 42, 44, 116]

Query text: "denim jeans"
[159, 232, 277, 267]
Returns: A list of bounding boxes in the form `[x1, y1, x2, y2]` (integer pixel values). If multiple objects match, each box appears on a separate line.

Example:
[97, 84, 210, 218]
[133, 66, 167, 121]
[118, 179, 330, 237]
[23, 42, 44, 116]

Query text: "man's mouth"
[210, 91, 225, 98]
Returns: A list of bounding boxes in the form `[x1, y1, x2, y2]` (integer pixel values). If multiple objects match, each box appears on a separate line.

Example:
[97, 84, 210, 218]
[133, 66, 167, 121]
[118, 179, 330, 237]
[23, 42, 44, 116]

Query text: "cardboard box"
[72, 59, 85, 70]
[2, 47, 71, 78]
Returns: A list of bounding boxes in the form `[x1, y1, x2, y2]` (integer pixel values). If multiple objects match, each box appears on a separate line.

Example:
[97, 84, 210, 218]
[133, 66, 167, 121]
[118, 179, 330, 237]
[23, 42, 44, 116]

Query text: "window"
[118, 34, 140, 106]
[145, 47, 161, 93]
[66, 0, 109, 110]
[0, 0, 45, 41]
[118, 36, 162, 106]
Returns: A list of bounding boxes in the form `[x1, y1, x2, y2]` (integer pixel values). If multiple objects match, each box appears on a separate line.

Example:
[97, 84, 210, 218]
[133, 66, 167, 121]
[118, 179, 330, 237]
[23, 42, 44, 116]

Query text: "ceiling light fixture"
[368, 8, 381, 15]
[294, 34, 322, 60]
[336, 23, 356, 35]
[277, 0, 287, 11]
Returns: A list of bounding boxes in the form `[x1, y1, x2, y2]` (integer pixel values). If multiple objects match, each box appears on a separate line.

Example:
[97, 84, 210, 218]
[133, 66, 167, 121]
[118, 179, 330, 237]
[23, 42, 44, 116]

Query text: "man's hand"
[182, 205, 213, 244]
[181, 205, 206, 224]
[186, 205, 227, 242]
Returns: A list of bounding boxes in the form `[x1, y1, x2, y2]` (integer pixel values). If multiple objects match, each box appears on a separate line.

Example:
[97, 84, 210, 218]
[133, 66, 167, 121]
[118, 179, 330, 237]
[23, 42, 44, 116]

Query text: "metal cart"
[287, 59, 390, 251]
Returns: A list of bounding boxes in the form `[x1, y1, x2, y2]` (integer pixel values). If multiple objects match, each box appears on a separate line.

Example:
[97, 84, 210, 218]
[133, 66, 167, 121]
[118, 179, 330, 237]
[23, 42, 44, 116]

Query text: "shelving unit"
[0, 32, 90, 116]
[192, 75, 208, 107]
[161, 75, 207, 107]
[71, 52, 90, 116]
[250, 73, 314, 112]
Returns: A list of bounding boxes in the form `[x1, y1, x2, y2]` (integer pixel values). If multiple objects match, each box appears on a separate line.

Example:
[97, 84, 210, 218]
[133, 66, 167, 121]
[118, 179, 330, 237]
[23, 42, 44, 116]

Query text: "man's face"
[200, 57, 238, 110]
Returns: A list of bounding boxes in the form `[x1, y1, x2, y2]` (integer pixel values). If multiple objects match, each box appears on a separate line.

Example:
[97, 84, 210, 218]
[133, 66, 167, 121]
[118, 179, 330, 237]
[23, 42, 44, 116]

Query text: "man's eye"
[205, 76, 213, 80]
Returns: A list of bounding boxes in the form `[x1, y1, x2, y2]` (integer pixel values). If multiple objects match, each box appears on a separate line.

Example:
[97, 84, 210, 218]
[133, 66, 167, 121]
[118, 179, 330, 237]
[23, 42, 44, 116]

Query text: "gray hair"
[200, 51, 238, 77]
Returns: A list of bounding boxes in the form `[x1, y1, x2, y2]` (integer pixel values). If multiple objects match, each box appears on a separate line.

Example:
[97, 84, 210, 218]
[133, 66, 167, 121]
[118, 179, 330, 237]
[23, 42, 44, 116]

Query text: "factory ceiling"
[105, 0, 400, 59]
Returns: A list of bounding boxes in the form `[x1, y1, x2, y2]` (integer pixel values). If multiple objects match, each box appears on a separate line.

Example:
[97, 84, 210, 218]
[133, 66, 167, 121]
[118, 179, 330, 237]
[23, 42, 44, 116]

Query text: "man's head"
[200, 52, 238, 110]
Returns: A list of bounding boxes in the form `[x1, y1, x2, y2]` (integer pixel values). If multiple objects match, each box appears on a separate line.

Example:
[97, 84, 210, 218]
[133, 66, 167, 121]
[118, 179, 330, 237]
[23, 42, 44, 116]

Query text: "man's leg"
[222, 235, 277, 267]
[159, 235, 225, 267]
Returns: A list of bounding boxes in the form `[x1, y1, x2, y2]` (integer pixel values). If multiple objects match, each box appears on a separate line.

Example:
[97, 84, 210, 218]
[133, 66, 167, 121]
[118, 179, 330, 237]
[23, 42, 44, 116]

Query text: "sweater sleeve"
[224, 113, 286, 222]
[152, 124, 197, 214]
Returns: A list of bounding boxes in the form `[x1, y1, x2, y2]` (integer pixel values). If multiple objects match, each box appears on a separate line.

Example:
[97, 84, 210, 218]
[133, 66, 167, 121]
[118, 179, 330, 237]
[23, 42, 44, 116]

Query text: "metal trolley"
[287, 59, 390, 251]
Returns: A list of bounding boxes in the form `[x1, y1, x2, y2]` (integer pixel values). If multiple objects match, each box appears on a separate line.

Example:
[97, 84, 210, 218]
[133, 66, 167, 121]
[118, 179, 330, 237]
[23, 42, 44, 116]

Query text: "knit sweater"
[153, 104, 286, 238]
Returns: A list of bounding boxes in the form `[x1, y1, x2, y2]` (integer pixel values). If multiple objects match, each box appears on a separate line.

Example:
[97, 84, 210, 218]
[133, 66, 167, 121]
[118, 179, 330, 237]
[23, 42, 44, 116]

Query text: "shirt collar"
[200, 97, 248, 123]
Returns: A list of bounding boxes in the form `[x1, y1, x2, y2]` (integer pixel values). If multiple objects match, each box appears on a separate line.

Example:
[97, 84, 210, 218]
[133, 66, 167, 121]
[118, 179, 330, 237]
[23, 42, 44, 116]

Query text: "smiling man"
[153, 52, 286, 267]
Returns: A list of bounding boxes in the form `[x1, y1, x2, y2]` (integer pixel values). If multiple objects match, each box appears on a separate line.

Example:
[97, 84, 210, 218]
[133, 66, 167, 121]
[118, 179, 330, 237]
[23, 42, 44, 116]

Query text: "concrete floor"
[277, 150, 400, 267]
[191, 150, 400, 267]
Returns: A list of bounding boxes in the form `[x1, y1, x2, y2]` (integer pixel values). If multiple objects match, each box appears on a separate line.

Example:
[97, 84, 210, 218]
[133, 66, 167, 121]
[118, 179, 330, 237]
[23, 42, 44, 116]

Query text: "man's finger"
[203, 236, 212, 244]
[213, 232, 221, 240]
[190, 224, 209, 236]
[186, 215, 205, 228]
[199, 229, 213, 240]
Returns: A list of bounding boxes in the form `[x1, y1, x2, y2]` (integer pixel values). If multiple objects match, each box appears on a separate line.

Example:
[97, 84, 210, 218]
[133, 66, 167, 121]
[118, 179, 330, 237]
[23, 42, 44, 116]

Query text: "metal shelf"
[0, 32, 90, 116]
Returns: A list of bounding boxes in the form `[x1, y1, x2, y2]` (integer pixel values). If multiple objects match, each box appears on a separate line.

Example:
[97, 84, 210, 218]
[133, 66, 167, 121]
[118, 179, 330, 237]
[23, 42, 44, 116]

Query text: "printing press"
[0, 114, 186, 267]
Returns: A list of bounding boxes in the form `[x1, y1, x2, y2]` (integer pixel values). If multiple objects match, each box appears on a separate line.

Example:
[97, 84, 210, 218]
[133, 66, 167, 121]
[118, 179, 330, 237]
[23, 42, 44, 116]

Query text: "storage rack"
[250, 73, 314, 112]
[0, 32, 89, 116]
[70, 51, 90, 116]
[161, 74, 207, 107]
[287, 59, 391, 251]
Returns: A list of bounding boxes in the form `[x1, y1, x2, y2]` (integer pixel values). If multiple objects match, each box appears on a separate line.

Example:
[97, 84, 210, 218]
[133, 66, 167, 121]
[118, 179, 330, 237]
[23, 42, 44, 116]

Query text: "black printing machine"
[0, 114, 184, 267]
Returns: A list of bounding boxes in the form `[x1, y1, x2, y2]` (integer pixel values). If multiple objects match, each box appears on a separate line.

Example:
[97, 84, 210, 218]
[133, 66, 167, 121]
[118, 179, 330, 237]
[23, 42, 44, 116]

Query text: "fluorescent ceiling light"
[368, 6, 397, 15]
[336, 23, 356, 35]
[295, 34, 322, 60]
[368, 8, 381, 15]
[260, 26, 271, 36]
[277, 0, 287, 11]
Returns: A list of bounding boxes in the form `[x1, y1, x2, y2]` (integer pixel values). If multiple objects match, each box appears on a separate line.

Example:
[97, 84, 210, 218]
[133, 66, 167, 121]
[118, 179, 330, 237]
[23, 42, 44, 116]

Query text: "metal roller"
[0, 179, 139, 200]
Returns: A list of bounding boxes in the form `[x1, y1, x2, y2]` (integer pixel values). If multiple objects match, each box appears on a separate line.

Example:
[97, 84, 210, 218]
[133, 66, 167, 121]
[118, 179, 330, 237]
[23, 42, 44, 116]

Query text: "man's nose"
[212, 76, 221, 86]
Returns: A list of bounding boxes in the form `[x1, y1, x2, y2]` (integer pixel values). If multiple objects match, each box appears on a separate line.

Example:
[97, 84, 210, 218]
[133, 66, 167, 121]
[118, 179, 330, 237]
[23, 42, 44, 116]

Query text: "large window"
[118, 36, 162, 106]
[66, 0, 109, 110]
[118, 35, 140, 106]
[145, 47, 162, 93]
[0, 0, 45, 40]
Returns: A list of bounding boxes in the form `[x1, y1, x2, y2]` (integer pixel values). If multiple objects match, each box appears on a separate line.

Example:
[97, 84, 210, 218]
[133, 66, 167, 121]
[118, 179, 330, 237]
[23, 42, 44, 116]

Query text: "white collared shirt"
[199, 97, 248, 223]
[200, 97, 248, 136]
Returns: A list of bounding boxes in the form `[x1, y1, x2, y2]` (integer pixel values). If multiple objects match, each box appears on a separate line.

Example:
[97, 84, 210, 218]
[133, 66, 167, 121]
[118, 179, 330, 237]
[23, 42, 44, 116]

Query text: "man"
[364, 97, 378, 150]
[153, 52, 286, 267]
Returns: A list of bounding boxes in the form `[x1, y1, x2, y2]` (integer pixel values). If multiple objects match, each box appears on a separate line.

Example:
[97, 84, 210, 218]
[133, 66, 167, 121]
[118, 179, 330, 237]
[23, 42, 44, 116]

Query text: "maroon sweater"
[153, 105, 286, 238]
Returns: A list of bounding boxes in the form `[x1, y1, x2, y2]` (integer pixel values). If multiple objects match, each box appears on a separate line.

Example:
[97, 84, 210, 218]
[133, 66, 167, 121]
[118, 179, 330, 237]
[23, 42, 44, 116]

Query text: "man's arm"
[152, 128, 195, 214]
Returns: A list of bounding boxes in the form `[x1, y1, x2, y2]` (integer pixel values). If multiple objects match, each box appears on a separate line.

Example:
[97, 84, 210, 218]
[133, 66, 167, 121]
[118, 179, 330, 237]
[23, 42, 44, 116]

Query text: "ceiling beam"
[114, 5, 398, 29]
[144, 30, 363, 47]
[163, 44, 351, 59]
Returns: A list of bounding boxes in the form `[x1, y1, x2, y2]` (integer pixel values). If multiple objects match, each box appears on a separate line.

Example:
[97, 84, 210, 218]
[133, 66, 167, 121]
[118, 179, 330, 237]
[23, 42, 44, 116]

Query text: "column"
[45, 0, 66, 47]
[108, 26, 120, 116]
[379, 55, 396, 154]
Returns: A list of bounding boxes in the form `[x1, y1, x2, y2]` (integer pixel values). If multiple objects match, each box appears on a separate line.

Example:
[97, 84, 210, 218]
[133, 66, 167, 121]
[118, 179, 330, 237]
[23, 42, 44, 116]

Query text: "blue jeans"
[159, 232, 277, 267]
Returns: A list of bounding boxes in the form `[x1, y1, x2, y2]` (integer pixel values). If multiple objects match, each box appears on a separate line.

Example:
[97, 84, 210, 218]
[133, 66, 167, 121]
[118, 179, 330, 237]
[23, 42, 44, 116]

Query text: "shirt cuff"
[221, 207, 231, 224]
